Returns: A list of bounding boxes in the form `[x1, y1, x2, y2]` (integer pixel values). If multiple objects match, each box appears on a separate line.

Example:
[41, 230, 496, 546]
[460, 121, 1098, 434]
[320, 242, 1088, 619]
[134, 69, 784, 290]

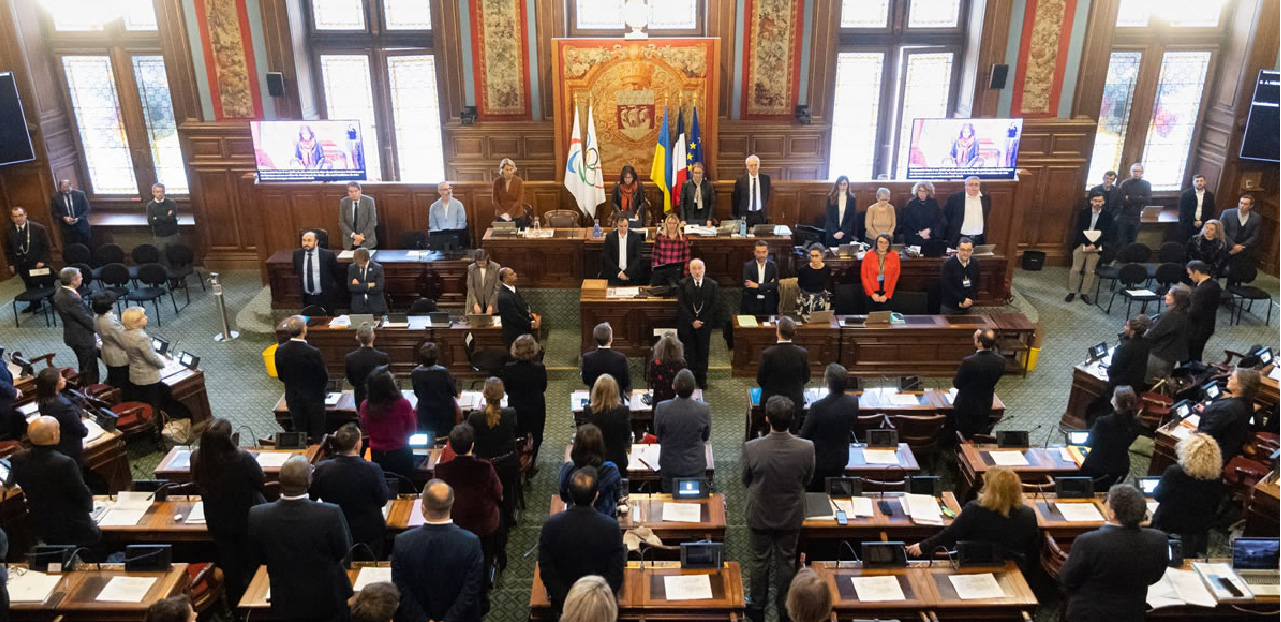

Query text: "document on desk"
[327, 315, 352, 328]
[8, 569, 61, 603]
[663, 575, 713, 600]
[96, 576, 157, 602]
[662, 502, 702, 523]
[736, 315, 758, 328]
[606, 287, 641, 299]
[861, 448, 900, 464]
[628, 445, 661, 471]
[832, 497, 875, 518]
[987, 450, 1029, 466]
[255, 452, 293, 468]
[904, 493, 944, 525]
[98, 508, 148, 526]
[851, 575, 906, 601]
[325, 392, 343, 406]
[187, 502, 206, 524]
[1147, 568, 1217, 609]
[948, 573, 1006, 600]
[82, 418, 107, 444]
[1056, 503, 1104, 523]
[889, 394, 921, 406]
[944, 388, 958, 404]
[353, 567, 393, 592]
[337, 249, 376, 260]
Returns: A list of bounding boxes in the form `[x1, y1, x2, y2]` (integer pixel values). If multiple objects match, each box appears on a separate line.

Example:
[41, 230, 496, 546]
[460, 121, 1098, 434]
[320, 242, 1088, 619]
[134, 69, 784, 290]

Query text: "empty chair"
[463, 331, 505, 388]
[129, 244, 162, 282]
[97, 263, 132, 308]
[400, 231, 428, 250]
[1106, 263, 1157, 316]
[92, 243, 126, 282]
[1157, 241, 1186, 266]
[165, 243, 203, 311]
[408, 298, 437, 314]
[126, 263, 174, 326]
[854, 413, 889, 440]
[301, 304, 329, 316]
[11, 283, 56, 327]
[542, 209, 580, 228]
[1091, 246, 1119, 305]
[889, 413, 947, 466]
[62, 242, 92, 266]
[1153, 263, 1185, 310]
[1225, 264, 1273, 326]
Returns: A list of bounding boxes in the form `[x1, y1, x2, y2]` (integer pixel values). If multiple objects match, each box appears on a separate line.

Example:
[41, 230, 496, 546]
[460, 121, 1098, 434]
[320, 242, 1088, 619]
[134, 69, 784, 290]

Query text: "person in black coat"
[191, 418, 266, 607]
[503, 335, 548, 463]
[9, 416, 101, 548]
[1144, 284, 1190, 383]
[50, 180, 91, 246]
[34, 368, 87, 467]
[953, 329, 1005, 439]
[581, 323, 631, 394]
[310, 423, 389, 559]
[1152, 432, 1223, 556]
[902, 181, 943, 247]
[741, 241, 780, 315]
[539, 466, 626, 614]
[346, 249, 387, 315]
[942, 178, 992, 245]
[1177, 175, 1215, 243]
[679, 162, 714, 226]
[1079, 387, 1141, 487]
[1196, 368, 1259, 462]
[345, 323, 390, 409]
[275, 316, 329, 443]
[1107, 316, 1151, 397]
[1185, 261, 1221, 363]
[1061, 484, 1168, 622]
[293, 231, 341, 315]
[392, 480, 485, 622]
[907, 468, 1038, 572]
[677, 259, 720, 389]
[411, 342, 459, 438]
[497, 268, 539, 349]
[756, 317, 810, 431]
[248, 456, 353, 622]
[799, 364, 857, 491]
[53, 267, 100, 385]
[586, 374, 631, 471]
[824, 177, 859, 247]
[1089, 171, 1123, 216]
[601, 218, 644, 285]
[731, 156, 772, 226]
[939, 239, 980, 314]
[0, 354, 22, 442]
[609, 165, 649, 226]
[5, 207, 53, 310]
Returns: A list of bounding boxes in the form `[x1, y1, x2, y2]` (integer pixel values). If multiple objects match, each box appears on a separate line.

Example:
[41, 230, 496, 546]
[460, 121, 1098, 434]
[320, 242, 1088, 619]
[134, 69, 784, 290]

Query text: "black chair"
[408, 298, 437, 314]
[71, 263, 94, 297]
[129, 244, 162, 283]
[126, 263, 173, 326]
[889, 291, 928, 315]
[164, 243, 201, 310]
[463, 332, 506, 389]
[11, 284, 55, 327]
[92, 243, 126, 282]
[1153, 263, 1185, 306]
[301, 304, 329, 316]
[98, 263, 132, 310]
[1107, 263, 1158, 316]
[400, 232, 428, 250]
[792, 225, 824, 248]
[1092, 246, 1119, 306]
[1226, 264, 1273, 326]
[62, 243, 92, 266]
[1157, 241, 1186, 265]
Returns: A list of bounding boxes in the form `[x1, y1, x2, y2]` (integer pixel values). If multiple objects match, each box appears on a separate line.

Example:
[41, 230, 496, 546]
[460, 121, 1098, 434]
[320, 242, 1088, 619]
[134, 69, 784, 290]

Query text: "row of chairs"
[1096, 241, 1272, 325]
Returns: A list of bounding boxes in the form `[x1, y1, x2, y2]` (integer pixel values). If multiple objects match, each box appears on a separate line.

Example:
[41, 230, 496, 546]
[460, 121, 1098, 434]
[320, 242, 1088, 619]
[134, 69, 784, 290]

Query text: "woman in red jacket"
[860, 233, 900, 311]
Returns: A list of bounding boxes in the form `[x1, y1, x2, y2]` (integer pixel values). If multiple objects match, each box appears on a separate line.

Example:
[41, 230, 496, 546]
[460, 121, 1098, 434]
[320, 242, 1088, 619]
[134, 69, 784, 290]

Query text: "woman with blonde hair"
[1186, 219, 1227, 275]
[120, 306, 190, 421]
[647, 331, 687, 404]
[588, 374, 631, 471]
[864, 187, 897, 242]
[491, 158, 528, 226]
[1152, 432, 1223, 555]
[651, 212, 691, 280]
[466, 376, 519, 567]
[907, 467, 1039, 570]
[560, 575, 618, 622]
[785, 566, 832, 622]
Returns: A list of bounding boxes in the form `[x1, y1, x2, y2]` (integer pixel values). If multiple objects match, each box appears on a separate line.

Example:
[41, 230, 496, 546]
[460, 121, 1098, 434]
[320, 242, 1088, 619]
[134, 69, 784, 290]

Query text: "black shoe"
[1065, 293, 1075, 302]
[1081, 294, 1093, 305]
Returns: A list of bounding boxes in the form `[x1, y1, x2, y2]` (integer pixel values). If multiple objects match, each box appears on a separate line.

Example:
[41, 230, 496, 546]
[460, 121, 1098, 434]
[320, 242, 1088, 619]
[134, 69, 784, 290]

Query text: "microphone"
[234, 425, 260, 447]
[1042, 424, 1059, 449]
[837, 539, 861, 568]
[386, 471, 419, 495]
[931, 545, 954, 568]
[145, 482, 178, 502]
[347, 542, 376, 567]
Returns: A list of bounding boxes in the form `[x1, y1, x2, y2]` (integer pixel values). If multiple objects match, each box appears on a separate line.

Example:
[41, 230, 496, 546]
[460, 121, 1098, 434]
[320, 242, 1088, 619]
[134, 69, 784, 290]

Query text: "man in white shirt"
[428, 181, 468, 248]
[944, 176, 991, 246]
[732, 155, 772, 227]
[1178, 174, 1215, 241]
[602, 218, 642, 285]
[1066, 192, 1113, 304]
[292, 231, 340, 314]
[740, 240, 779, 315]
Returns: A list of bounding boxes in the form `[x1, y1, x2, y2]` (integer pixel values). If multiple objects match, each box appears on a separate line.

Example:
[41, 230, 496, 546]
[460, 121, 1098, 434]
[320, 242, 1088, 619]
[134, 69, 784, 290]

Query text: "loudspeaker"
[460, 106, 477, 126]
[989, 64, 1009, 89]
[266, 72, 285, 97]
[794, 104, 812, 125]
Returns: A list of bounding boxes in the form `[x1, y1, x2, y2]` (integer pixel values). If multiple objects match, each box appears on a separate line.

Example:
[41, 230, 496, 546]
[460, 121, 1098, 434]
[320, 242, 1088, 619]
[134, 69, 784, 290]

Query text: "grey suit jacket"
[1220, 208, 1260, 254]
[741, 431, 814, 531]
[653, 397, 711, 480]
[121, 328, 165, 385]
[465, 261, 503, 314]
[93, 313, 129, 367]
[53, 287, 96, 348]
[339, 195, 378, 250]
[347, 262, 387, 314]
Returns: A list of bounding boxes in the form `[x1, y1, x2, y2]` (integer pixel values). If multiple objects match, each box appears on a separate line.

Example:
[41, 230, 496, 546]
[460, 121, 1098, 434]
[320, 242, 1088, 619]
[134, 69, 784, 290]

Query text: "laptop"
[1202, 381, 1222, 403]
[972, 243, 996, 256]
[1087, 342, 1109, 361]
[1137, 476, 1161, 497]
[842, 315, 867, 327]
[866, 311, 893, 325]
[921, 238, 948, 257]
[1231, 537, 1281, 596]
[466, 314, 495, 327]
[409, 433, 434, 467]
[349, 313, 375, 328]
[177, 351, 200, 370]
[837, 243, 858, 257]
[1065, 430, 1090, 446]
[803, 310, 833, 324]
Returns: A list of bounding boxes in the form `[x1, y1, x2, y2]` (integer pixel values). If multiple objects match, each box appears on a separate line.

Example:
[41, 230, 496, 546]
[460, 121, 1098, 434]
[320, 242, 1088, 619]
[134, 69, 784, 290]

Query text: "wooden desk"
[956, 444, 1081, 500]
[583, 230, 795, 285]
[1244, 477, 1280, 537]
[1029, 495, 1111, 540]
[1151, 417, 1202, 476]
[549, 493, 728, 542]
[812, 250, 1012, 307]
[274, 389, 489, 436]
[799, 492, 963, 558]
[153, 445, 321, 483]
[839, 313, 1005, 377]
[578, 286, 680, 357]
[813, 560, 1037, 620]
[570, 389, 704, 437]
[743, 387, 1005, 442]
[481, 228, 587, 287]
[165, 367, 212, 426]
[1144, 560, 1280, 620]
[566, 444, 714, 490]
[9, 563, 190, 621]
[266, 249, 469, 310]
[239, 562, 391, 617]
[730, 315, 841, 378]
[843, 443, 921, 478]
[85, 429, 132, 495]
[529, 562, 746, 621]
[275, 315, 506, 378]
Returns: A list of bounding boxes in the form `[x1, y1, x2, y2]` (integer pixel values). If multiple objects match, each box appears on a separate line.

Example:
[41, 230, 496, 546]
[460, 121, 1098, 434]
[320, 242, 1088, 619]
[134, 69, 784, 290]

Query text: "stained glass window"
[312, 0, 366, 30]
[383, 0, 431, 30]
[1086, 52, 1143, 186]
[386, 56, 445, 182]
[829, 53, 886, 180]
[908, 0, 962, 28]
[320, 55, 383, 181]
[132, 56, 188, 194]
[62, 57, 138, 195]
[895, 52, 954, 178]
[1116, 0, 1224, 27]
[574, 0, 698, 30]
[1140, 51, 1213, 191]
[841, 0, 890, 28]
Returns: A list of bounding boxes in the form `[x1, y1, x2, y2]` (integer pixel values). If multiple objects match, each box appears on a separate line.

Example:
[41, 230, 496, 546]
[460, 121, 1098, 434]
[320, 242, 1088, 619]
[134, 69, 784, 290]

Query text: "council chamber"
[0, 0, 1277, 621]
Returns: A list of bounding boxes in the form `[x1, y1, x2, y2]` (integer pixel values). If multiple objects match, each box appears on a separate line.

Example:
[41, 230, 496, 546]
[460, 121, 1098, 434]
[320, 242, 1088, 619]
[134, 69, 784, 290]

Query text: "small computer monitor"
[996, 430, 1030, 448]
[177, 351, 200, 370]
[1232, 537, 1280, 570]
[429, 231, 460, 252]
[680, 542, 724, 569]
[151, 337, 169, 356]
[866, 429, 899, 447]
[1138, 477, 1161, 497]
[825, 477, 862, 499]
[125, 544, 173, 571]
[905, 475, 939, 496]
[672, 478, 709, 500]
[408, 433, 431, 448]
[957, 541, 1003, 567]
[861, 541, 908, 568]
[1171, 400, 1193, 421]
[1168, 535, 1184, 568]
[1066, 430, 1090, 446]
[29, 545, 76, 571]
[1088, 342, 1108, 361]
[276, 431, 307, 449]
[1202, 382, 1221, 400]
[1258, 347, 1274, 367]
[1055, 476, 1095, 499]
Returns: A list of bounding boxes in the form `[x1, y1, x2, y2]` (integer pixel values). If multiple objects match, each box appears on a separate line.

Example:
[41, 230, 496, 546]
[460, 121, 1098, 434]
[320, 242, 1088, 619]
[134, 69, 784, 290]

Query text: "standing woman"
[651, 213, 691, 282]
[610, 165, 649, 226]
[191, 418, 265, 608]
[91, 294, 129, 390]
[503, 334, 548, 464]
[1186, 219, 1227, 276]
[558, 424, 622, 517]
[410, 342, 459, 438]
[860, 234, 900, 311]
[1144, 284, 1190, 383]
[648, 331, 687, 405]
[824, 176, 858, 246]
[864, 187, 897, 243]
[35, 367, 87, 466]
[1151, 433, 1223, 556]
[679, 162, 714, 226]
[467, 376, 519, 568]
[588, 374, 631, 472]
[360, 368, 417, 481]
[120, 307, 191, 420]
[796, 243, 831, 314]
[1079, 386, 1141, 487]
[902, 181, 942, 247]
[491, 158, 528, 227]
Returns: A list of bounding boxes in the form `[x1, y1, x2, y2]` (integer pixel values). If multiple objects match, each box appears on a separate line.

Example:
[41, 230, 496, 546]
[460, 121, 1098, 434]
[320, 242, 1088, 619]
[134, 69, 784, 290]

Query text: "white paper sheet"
[661, 502, 702, 523]
[904, 493, 944, 525]
[861, 449, 900, 464]
[663, 575, 713, 600]
[82, 418, 106, 444]
[325, 392, 343, 405]
[98, 508, 148, 526]
[1161, 568, 1217, 608]
[8, 570, 61, 603]
[352, 566, 393, 592]
[1145, 500, 1159, 518]
[1055, 503, 1104, 523]
[96, 576, 157, 603]
[987, 450, 1029, 466]
[944, 388, 958, 404]
[255, 452, 293, 468]
[186, 502, 206, 524]
[948, 574, 1006, 600]
[1125, 289, 1156, 297]
[736, 315, 758, 328]
[628, 445, 661, 470]
[1083, 230, 1102, 243]
[607, 287, 641, 299]
[114, 491, 154, 510]
[832, 497, 875, 518]
[1058, 448, 1074, 463]
[851, 576, 906, 601]
[889, 394, 920, 406]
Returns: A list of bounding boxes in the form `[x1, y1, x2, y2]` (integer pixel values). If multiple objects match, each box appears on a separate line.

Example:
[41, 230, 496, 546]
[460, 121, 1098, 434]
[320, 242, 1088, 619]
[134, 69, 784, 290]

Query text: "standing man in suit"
[602, 217, 643, 285]
[538, 466, 625, 614]
[757, 317, 810, 431]
[653, 369, 711, 492]
[741, 240, 779, 315]
[345, 323, 389, 408]
[1065, 191, 1113, 304]
[1220, 194, 1260, 266]
[392, 479, 486, 622]
[5, 207, 52, 312]
[465, 249, 501, 315]
[677, 259, 720, 389]
[497, 267, 540, 348]
[1178, 174, 1215, 242]
[679, 162, 714, 226]
[10, 416, 101, 548]
[275, 315, 329, 443]
[1114, 162, 1151, 245]
[146, 183, 181, 258]
[1089, 170, 1123, 217]
[50, 180, 90, 247]
[732, 155, 771, 227]
[309, 423, 389, 558]
[800, 364, 857, 490]
[939, 238, 980, 314]
[52, 267, 99, 385]
[581, 323, 631, 394]
[1060, 484, 1168, 622]
[434, 424, 503, 610]
[952, 328, 1005, 439]
[339, 181, 378, 250]
[293, 231, 341, 315]
[347, 248, 387, 314]
[944, 176, 991, 246]
[742, 397, 814, 622]
[1185, 261, 1221, 363]
[249, 456, 353, 622]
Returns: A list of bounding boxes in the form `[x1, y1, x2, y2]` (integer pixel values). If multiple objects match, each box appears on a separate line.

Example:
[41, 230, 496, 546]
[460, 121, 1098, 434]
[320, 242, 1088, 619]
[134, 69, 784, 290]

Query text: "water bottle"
[593, 219, 601, 238]
[740, 220, 747, 237]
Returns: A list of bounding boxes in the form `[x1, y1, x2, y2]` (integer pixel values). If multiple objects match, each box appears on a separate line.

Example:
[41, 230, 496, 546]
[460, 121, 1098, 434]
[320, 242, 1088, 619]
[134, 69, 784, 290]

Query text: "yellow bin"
[263, 343, 279, 377]
[1024, 346, 1042, 372]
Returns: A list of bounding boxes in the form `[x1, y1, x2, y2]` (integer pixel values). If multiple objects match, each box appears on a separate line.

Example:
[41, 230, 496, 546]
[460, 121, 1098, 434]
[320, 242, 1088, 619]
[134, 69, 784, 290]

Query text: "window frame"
[567, 0, 706, 38]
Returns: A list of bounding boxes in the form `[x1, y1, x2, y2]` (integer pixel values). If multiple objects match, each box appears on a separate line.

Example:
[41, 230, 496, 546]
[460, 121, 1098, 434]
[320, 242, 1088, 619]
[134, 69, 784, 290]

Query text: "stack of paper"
[255, 452, 293, 468]
[98, 491, 154, 526]
[186, 502, 206, 524]
[353, 566, 393, 591]
[661, 502, 701, 523]
[944, 388, 959, 404]
[606, 287, 641, 299]
[8, 570, 60, 603]
[851, 576, 906, 601]
[861, 448, 900, 465]
[831, 497, 874, 518]
[327, 315, 352, 328]
[663, 575, 713, 600]
[1147, 567, 1217, 609]
[890, 394, 920, 406]
[737, 315, 758, 328]
[96, 576, 157, 602]
[987, 450, 1029, 466]
[948, 574, 1006, 599]
[628, 445, 661, 470]
[82, 418, 107, 445]
[684, 225, 717, 236]
[904, 493, 944, 525]
[1056, 503, 1105, 523]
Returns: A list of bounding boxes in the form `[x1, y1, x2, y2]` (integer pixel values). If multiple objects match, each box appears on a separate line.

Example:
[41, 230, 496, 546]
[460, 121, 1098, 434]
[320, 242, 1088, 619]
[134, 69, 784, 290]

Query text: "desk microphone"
[347, 542, 376, 567]
[386, 471, 420, 495]
[145, 482, 178, 502]
[1042, 424, 1060, 449]
[837, 539, 861, 568]
[234, 425, 260, 447]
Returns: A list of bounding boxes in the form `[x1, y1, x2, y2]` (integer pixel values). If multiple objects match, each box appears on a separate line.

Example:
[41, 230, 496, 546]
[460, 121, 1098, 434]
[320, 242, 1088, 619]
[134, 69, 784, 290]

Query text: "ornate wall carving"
[194, 0, 263, 119]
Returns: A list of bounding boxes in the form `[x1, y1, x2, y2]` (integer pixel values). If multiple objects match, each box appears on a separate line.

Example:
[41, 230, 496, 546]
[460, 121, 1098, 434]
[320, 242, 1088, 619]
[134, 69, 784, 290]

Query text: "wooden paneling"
[1071, 0, 1121, 119]
[1010, 117, 1097, 266]
[178, 122, 260, 269]
[443, 121, 557, 181]
[715, 120, 830, 181]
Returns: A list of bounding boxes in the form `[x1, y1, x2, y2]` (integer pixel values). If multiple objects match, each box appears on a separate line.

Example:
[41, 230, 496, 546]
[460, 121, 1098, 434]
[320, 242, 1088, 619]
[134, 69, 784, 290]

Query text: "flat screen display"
[251, 120, 367, 182]
[0, 73, 36, 167]
[906, 118, 1024, 180]
[1240, 70, 1279, 163]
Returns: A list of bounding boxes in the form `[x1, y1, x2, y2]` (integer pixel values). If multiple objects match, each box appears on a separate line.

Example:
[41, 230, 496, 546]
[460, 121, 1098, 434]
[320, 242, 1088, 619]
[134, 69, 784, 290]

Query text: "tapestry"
[470, 0, 531, 119]
[553, 39, 720, 182]
[1010, 0, 1078, 117]
[194, 0, 262, 119]
[741, 0, 805, 118]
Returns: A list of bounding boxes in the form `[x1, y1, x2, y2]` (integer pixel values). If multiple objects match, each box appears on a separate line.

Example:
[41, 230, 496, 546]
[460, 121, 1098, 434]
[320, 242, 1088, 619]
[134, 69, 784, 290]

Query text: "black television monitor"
[861, 541, 908, 568]
[996, 430, 1030, 448]
[906, 118, 1024, 180]
[905, 475, 939, 496]
[957, 540, 1003, 567]
[1240, 70, 1280, 163]
[125, 544, 172, 571]
[276, 431, 307, 449]
[680, 542, 724, 569]
[1055, 476, 1095, 499]
[866, 429, 899, 447]
[0, 73, 35, 167]
[251, 120, 368, 182]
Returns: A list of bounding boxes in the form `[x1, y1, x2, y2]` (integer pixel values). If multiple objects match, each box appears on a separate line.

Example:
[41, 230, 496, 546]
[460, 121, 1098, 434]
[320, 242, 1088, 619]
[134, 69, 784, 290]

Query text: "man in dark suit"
[6, 207, 53, 312]
[581, 322, 631, 394]
[952, 329, 1005, 439]
[1177, 174, 1215, 242]
[742, 397, 814, 622]
[677, 259, 720, 389]
[1061, 484, 1168, 622]
[1088, 170, 1122, 216]
[1114, 162, 1151, 245]
[1220, 194, 1261, 265]
[275, 315, 329, 443]
[392, 479, 485, 622]
[741, 240, 779, 315]
[943, 176, 992, 246]
[345, 323, 389, 408]
[939, 238, 980, 314]
[347, 248, 387, 314]
[602, 217, 643, 285]
[731, 155, 771, 226]
[0, 352, 22, 441]
[9, 416, 101, 548]
[434, 424, 503, 610]
[1197, 368, 1258, 462]
[654, 370, 711, 492]
[293, 230, 341, 315]
[1185, 261, 1221, 363]
[538, 466, 625, 614]
[50, 180, 91, 247]
[309, 423, 388, 558]
[799, 364, 857, 491]
[497, 267, 540, 348]
[52, 267, 99, 385]
[249, 456, 352, 622]
[757, 317, 810, 431]
[1066, 192, 1113, 304]
[339, 181, 378, 250]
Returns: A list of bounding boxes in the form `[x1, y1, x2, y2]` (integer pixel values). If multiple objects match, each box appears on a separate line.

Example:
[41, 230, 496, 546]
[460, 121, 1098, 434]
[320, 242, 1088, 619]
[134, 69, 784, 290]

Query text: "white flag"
[564, 105, 605, 219]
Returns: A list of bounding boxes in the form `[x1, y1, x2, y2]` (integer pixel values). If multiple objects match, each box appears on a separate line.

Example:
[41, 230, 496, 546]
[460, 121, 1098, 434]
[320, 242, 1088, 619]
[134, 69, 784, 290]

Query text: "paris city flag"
[564, 104, 605, 219]
[670, 108, 686, 211]
[649, 107, 672, 213]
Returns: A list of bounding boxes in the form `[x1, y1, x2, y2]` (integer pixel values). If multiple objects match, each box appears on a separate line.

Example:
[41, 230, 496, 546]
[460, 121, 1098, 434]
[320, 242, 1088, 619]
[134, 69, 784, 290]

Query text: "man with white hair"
[429, 181, 468, 248]
[1115, 162, 1151, 245]
[677, 258, 720, 389]
[732, 155, 772, 227]
[943, 176, 991, 246]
